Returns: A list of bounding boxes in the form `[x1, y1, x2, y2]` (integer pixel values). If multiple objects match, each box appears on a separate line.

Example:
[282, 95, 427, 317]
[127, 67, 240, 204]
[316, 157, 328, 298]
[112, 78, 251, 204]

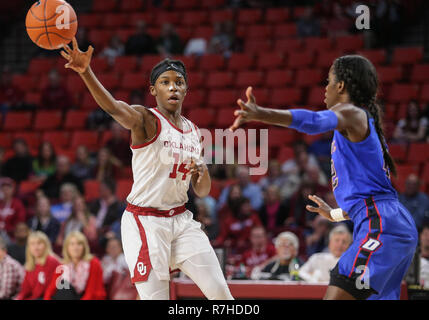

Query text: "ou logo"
[137, 262, 147, 276]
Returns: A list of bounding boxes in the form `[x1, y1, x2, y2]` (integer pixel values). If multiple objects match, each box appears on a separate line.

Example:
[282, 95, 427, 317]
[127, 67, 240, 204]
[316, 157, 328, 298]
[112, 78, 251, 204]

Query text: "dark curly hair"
[333, 55, 397, 177]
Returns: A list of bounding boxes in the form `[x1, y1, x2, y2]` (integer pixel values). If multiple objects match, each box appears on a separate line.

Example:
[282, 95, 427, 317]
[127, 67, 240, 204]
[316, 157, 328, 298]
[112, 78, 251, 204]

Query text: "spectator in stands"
[1, 138, 33, 183]
[100, 35, 125, 66]
[0, 147, 5, 176]
[156, 23, 183, 56]
[420, 223, 429, 288]
[305, 215, 332, 256]
[50, 183, 79, 224]
[16, 231, 61, 300]
[7, 222, 29, 265]
[282, 141, 320, 175]
[393, 100, 428, 144]
[216, 183, 242, 222]
[0, 235, 24, 299]
[217, 165, 264, 211]
[308, 131, 333, 179]
[39, 155, 84, 201]
[104, 122, 132, 167]
[91, 147, 121, 182]
[297, 7, 321, 38]
[323, 2, 353, 37]
[258, 160, 288, 192]
[125, 20, 155, 56]
[299, 224, 352, 283]
[87, 109, 113, 131]
[399, 174, 429, 231]
[240, 226, 276, 278]
[0, 177, 26, 239]
[213, 197, 262, 253]
[208, 22, 233, 57]
[0, 66, 25, 114]
[88, 179, 125, 240]
[28, 196, 61, 245]
[195, 198, 218, 240]
[32, 142, 57, 183]
[76, 28, 91, 51]
[251, 231, 302, 281]
[56, 196, 97, 251]
[40, 69, 72, 110]
[374, 0, 402, 48]
[71, 145, 95, 181]
[101, 237, 128, 284]
[44, 231, 106, 300]
[184, 37, 207, 56]
[259, 185, 289, 234]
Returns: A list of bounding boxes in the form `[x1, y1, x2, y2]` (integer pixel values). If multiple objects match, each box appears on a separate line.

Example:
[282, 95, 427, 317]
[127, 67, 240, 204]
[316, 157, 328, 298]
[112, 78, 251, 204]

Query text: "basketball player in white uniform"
[61, 38, 233, 300]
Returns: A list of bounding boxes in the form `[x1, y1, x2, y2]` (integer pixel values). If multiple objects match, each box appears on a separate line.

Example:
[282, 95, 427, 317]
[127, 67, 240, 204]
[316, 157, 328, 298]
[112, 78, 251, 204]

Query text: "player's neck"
[156, 105, 182, 125]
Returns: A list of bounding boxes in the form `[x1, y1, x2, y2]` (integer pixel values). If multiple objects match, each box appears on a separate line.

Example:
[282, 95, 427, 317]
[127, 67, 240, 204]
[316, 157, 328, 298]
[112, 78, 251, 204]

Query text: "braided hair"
[333, 55, 397, 177]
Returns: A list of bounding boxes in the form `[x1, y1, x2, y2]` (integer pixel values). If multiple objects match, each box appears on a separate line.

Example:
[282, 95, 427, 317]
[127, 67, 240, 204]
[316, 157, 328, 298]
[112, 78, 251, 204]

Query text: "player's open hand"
[60, 37, 94, 74]
[188, 158, 206, 184]
[229, 86, 262, 132]
[306, 195, 335, 222]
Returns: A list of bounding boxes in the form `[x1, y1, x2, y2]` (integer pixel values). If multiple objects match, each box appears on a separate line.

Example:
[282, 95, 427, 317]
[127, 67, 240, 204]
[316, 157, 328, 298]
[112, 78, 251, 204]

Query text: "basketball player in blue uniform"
[230, 55, 418, 300]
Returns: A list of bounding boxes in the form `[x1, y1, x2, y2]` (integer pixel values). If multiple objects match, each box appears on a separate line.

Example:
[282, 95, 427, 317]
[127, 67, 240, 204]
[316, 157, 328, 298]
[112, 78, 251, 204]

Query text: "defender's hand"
[229, 86, 262, 132]
[306, 194, 335, 222]
[60, 37, 94, 74]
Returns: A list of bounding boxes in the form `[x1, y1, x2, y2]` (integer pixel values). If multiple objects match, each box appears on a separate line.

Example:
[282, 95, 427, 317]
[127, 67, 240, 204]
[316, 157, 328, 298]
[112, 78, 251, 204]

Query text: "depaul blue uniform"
[329, 113, 418, 300]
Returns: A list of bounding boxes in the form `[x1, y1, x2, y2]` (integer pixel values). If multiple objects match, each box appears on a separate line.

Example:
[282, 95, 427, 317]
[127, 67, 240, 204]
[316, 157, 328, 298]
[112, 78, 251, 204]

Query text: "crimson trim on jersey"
[131, 213, 152, 283]
[126, 203, 187, 217]
[130, 109, 162, 149]
[153, 108, 192, 134]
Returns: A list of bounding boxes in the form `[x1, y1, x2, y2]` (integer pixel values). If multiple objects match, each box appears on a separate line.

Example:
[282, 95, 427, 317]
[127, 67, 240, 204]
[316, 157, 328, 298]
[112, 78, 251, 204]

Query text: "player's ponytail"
[333, 55, 397, 177]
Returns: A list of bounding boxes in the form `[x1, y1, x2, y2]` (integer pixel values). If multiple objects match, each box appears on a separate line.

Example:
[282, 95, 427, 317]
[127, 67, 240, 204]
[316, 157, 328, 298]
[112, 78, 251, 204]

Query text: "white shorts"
[121, 209, 212, 282]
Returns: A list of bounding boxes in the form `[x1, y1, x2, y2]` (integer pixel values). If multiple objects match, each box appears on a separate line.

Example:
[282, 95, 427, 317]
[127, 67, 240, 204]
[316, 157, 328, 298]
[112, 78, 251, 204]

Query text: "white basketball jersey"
[126, 108, 202, 210]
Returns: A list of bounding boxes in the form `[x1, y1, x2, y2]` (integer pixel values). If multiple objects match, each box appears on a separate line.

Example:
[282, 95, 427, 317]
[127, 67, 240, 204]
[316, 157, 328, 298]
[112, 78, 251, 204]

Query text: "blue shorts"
[329, 195, 418, 300]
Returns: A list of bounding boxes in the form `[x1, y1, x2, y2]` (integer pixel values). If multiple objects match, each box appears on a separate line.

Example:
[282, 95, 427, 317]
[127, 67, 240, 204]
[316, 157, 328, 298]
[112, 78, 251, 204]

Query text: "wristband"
[330, 208, 346, 222]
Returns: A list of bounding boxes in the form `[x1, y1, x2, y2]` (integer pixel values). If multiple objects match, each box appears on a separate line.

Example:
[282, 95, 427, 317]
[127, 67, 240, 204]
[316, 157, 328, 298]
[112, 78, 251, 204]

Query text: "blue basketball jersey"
[331, 114, 397, 217]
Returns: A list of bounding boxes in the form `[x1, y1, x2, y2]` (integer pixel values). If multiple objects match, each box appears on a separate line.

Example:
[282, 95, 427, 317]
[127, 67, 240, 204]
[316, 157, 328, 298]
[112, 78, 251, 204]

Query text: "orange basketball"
[25, 0, 78, 50]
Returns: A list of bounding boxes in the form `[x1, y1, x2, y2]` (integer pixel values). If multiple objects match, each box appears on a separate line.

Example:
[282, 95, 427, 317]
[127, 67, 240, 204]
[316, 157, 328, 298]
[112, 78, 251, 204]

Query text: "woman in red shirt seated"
[16, 231, 61, 300]
[44, 231, 106, 300]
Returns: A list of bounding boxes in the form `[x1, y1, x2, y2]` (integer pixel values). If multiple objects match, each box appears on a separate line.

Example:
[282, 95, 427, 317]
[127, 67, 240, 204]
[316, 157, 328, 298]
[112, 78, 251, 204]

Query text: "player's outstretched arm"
[306, 195, 350, 222]
[60, 38, 143, 130]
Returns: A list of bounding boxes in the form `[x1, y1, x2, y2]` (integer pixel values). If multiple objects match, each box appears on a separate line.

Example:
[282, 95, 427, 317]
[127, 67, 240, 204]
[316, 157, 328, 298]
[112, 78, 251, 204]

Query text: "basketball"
[25, 0, 77, 50]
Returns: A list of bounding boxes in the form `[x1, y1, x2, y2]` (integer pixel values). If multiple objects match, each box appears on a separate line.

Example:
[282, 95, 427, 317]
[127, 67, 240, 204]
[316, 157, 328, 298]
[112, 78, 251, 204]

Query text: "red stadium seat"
[42, 131, 70, 149]
[13, 132, 40, 150]
[274, 39, 302, 52]
[215, 108, 235, 128]
[265, 8, 291, 24]
[277, 146, 294, 163]
[88, 29, 112, 49]
[186, 72, 204, 89]
[78, 13, 102, 29]
[392, 47, 423, 65]
[207, 72, 234, 89]
[91, 57, 109, 73]
[267, 128, 296, 147]
[182, 12, 208, 27]
[422, 162, 429, 186]
[102, 13, 128, 29]
[119, 0, 144, 12]
[28, 58, 55, 75]
[141, 55, 163, 73]
[256, 52, 285, 70]
[174, 0, 200, 10]
[236, 71, 264, 88]
[128, 13, 154, 28]
[227, 53, 254, 71]
[265, 70, 294, 88]
[307, 86, 325, 107]
[18, 180, 43, 195]
[237, 88, 269, 105]
[244, 40, 272, 54]
[84, 180, 100, 202]
[270, 88, 302, 107]
[199, 55, 225, 71]
[3, 112, 32, 131]
[392, 164, 419, 193]
[12, 74, 35, 92]
[64, 110, 89, 130]
[209, 10, 234, 24]
[183, 89, 205, 109]
[121, 73, 146, 91]
[154, 12, 181, 26]
[66, 74, 87, 95]
[304, 37, 333, 52]
[144, 93, 156, 107]
[410, 64, 429, 83]
[246, 25, 272, 39]
[25, 92, 41, 106]
[92, 0, 117, 12]
[208, 89, 237, 107]
[192, 26, 213, 40]
[388, 84, 419, 103]
[295, 68, 323, 87]
[387, 144, 407, 163]
[377, 66, 403, 84]
[33, 111, 62, 131]
[116, 180, 133, 201]
[420, 83, 429, 103]
[81, 92, 98, 110]
[97, 73, 120, 91]
[187, 109, 215, 128]
[407, 143, 429, 164]
[273, 23, 297, 38]
[116, 29, 135, 43]
[357, 49, 386, 66]
[315, 50, 343, 69]
[287, 51, 314, 69]
[0, 133, 13, 148]
[113, 56, 139, 74]
[334, 35, 364, 52]
[201, 0, 226, 9]
[238, 9, 263, 24]
[70, 131, 99, 151]
[56, 148, 76, 162]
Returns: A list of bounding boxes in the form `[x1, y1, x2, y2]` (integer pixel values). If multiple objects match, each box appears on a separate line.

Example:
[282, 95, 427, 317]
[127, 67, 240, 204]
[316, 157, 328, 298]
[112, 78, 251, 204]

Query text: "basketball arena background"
[0, 0, 429, 300]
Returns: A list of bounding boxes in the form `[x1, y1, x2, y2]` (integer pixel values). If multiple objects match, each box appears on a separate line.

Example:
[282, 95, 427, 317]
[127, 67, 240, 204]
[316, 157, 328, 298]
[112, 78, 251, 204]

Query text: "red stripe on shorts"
[131, 213, 153, 283]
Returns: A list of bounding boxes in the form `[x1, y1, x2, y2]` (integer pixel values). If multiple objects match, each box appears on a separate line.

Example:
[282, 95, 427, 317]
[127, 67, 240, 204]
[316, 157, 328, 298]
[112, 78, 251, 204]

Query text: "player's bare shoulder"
[331, 103, 368, 142]
[128, 105, 159, 144]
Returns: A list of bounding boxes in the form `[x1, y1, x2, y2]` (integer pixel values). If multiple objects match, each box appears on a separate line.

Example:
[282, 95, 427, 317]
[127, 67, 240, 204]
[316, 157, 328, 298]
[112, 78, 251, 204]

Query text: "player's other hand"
[60, 37, 94, 74]
[188, 158, 206, 184]
[306, 195, 335, 222]
[229, 86, 262, 132]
